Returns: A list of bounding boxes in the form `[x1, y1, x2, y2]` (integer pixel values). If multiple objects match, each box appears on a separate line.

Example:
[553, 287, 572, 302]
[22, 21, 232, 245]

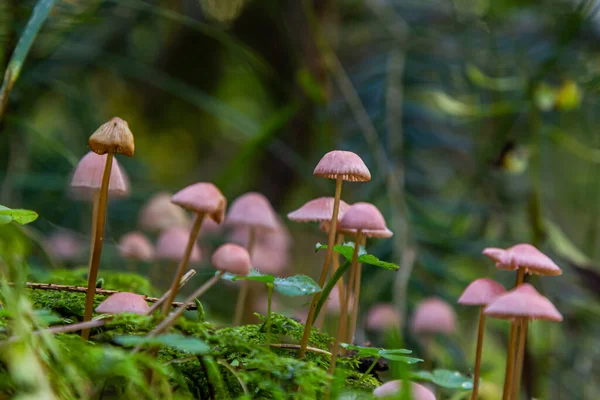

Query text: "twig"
[9, 281, 198, 310]
[270, 343, 332, 356]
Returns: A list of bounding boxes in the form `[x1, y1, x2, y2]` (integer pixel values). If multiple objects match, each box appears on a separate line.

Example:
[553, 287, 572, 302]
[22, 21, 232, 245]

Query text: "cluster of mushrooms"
[46, 117, 564, 399]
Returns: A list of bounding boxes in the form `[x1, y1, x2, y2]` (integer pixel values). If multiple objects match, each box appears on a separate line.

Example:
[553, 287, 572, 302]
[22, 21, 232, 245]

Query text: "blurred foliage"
[1, 0, 600, 398]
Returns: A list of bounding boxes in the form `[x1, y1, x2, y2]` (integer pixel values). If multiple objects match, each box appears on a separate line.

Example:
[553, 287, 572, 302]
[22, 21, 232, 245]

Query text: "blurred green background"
[1, 0, 600, 398]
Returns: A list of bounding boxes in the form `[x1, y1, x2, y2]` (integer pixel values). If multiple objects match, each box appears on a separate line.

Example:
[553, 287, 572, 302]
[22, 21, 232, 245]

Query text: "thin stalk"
[511, 319, 528, 400]
[81, 153, 114, 340]
[298, 177, 343, 358]
[502, 268, 526, 399]
[161, 212, 205, 315]
[355, 356, 380, 387]
[146, 269, 197, 314]
[266, 283, 273, 347]
[471, 307, 486, 400]
[328, 230, 362, 375]
[315, 234, 344, 330]
[348, 235, 365, 343]
[342, 234, 362, 346]
[233, 228, 255, 326]
[88, 191, 99, 266]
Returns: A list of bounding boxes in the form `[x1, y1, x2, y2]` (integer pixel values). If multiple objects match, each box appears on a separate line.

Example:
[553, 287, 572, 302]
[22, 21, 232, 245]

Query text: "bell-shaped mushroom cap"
[287, 197, 351, 223]
[70, 152, 130, 199]
[118, 232, 154, 262]
[138, 192, 189, 232]
[338, 202, 393, 238]
[313, 150, 371, 182]
[484, 283, 563, 322]
[410, 297, 456, 335]
[373, 381, 435, 400]
[88, 117, 135, 157]
[171, 182, 227, 224]
[95, 292, 149, 315]
[211, 243, 251, 276]
[458, 278, 506, 306]
[44, 231, 83, 261]
[225, 192, 279, 231]
[366, 303, 401, 331]
[482, 243, 562, 276]
[155, 227, 201, 262]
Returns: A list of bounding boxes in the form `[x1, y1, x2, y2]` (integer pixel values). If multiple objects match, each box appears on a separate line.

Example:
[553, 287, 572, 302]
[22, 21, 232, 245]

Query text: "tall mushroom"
[329, 202, 392, 374]
[225, 192, 279, 325]
[482, 243, 562, 399]
[484, 284, 562, 400]
[161, 183, 226, 315]
[75, 117, 134, 340]
[457, 278, 506, 400]
[298, 150, 370, 358]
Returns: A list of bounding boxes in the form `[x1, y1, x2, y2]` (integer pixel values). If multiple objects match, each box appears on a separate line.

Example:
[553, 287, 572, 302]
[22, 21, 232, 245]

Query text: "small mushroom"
[458, 278, 506, 400]
[373, 380, 435, 400]
[44, 230, 83, 263]
[138, 192, 189, 232]
[155, 227, 202, 263]
[95, 292, 150, 315]
[485, 284, 562, 400]
[79, 118, 134, 340]
[298, 151, 371, 359]
[118, 232, 154, 263]
[161, 183, 226, 315]
[366, 303, 401, 332]
[410, 297, 456, 369]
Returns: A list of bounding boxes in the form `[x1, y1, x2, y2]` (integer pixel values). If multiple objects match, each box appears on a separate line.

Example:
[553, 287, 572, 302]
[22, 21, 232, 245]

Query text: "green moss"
[43, 268, 158, 296]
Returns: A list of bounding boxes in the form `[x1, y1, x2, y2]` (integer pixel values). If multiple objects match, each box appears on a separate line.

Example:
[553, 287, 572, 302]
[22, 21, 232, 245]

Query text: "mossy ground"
[0, 269, 380, 399]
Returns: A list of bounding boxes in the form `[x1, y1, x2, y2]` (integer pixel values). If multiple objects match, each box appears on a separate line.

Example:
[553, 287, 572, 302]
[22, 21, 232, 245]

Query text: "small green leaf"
[221, 268, 275, 284]
[274, 275, 321, 296]
[358, 254, 399, 271]
[0, 205, 38, 225]
[378, 353, 423, 364]
[195, 299, 205, 322]
[341, 343, 381, 357]
[114, 333, 210, 355]
[413, 369, 473, 390]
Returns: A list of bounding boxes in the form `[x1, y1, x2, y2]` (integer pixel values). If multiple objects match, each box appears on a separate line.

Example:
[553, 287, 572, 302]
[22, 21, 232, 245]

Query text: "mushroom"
[146, 243, 251, 338]
[298, 150, 371, 358]
[482, 243, 562, 399]
[161, 183, 226, 315]
[118, 232, 154, 268]
[457, 278, 506, 400]
[154, 227, 202, 290]
[138, 192, 189, 233]
[329, 202, 393, 374]
[373, 380, 435, 400]
[225, 192, 279, 325]
[410, 297, 456, 369]
[44, 230, 83, 264]
[366, 303, 401, 332]
[288, 197, 351, 315]
[484, 284, 562, 400]
[75, 117, 134, 340]
[95, 292, 150, 315]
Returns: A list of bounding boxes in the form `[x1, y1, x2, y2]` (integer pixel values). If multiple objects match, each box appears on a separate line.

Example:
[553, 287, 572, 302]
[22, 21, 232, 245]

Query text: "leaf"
[358, 254, 399, 271]
[273, 275, 321, 296]
[316, 242, 398, 270]
[341, 344, 419, 364]
[413, 369, 473, 390]
[314, 260, 351, 319]
[379, 354, 423, 364]
[221, 268, 275, 284]
[0, 205, 39, 225]
[114, 333, 210, 355]
[340, 343, 380, 357]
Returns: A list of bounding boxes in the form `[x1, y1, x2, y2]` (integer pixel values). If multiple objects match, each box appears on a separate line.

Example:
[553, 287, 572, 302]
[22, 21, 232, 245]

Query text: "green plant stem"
[511, 319, 528, 400]
[502, 268, 526, 400]
[266, 283, 273, 347]
[342, 233, 362, 347]
[355, 356, 380, 387]
[298, 176, 343, 358]
[161, 212, 205, 315]
[217, 359, 249, 397]
[233, 228, 256, 326]
[0, 0, 57, 122]
[328, 231, 362, 375]
[81, 153, 113, 340]
[471, 307, 486, 400]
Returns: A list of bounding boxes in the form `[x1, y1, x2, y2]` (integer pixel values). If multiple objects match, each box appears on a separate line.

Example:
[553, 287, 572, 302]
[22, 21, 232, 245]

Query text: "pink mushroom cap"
[313, 150, 371, 182]
[484, 283, 563, 322]
[373, 381, 435, 400]
[366, 303, 402, 331]
[338, 202, 393, 238]
[155, 227, 201, 262]
[138, 192, 189, 232]
[70, 151, 130, 199]
[44, 231, 83, 261]
[225, 192, 279, 231]
[118, 232, 154, 262]
[482, 243, 562, 276]
[95, 292, 149, 315]
[171, 182, 227, 224]
[287, 197, 351, 223]
[457, 278, 506, 306]
[410, 297, 457, 335]
[211, 243, 252, 276]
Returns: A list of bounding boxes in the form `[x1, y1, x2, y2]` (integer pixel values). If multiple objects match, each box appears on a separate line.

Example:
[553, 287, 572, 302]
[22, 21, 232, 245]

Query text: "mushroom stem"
[161, 212, 206, 315]
[502, 268, 526, 398]
[315, 233, 345, 330]
[88, 190, 99, 265]
[328, 230, 362, 375]
[81, 153, 114, 340]
[142, 271, 225, 344]
[471, 307, 486, 400]
[511, 318, 528, 400]
[348, 235, 365, 343]
[298, 177, 343, 358]
[233, 228, 256, 326]
[147, 269, 197, 315]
